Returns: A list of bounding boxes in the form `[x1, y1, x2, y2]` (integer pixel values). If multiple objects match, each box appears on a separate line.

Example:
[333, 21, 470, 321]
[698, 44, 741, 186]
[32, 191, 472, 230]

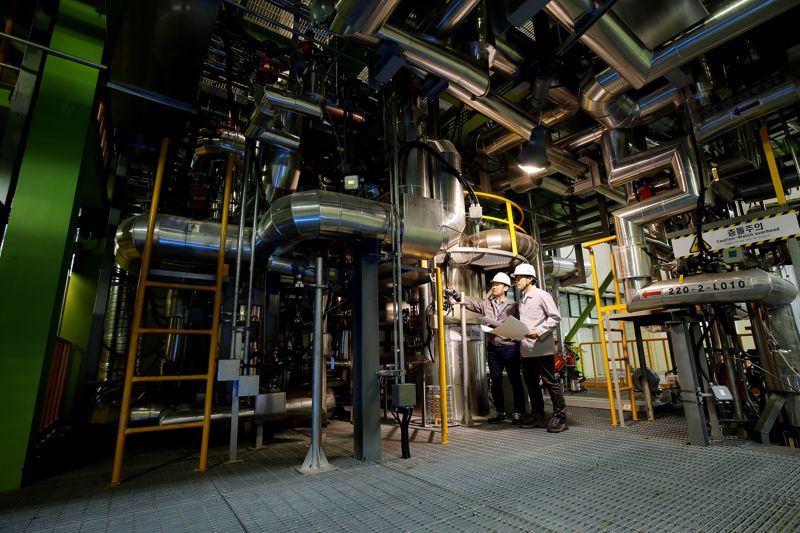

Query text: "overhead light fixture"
[517, 125, 550, 174]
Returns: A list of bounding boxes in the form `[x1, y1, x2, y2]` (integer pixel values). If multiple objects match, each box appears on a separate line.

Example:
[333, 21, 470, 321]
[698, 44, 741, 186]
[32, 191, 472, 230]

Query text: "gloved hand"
[444, 289, 460, 302]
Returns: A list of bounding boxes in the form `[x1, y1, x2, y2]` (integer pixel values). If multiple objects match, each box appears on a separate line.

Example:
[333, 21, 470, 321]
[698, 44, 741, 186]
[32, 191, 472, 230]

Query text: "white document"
[484, 316, 530, 341]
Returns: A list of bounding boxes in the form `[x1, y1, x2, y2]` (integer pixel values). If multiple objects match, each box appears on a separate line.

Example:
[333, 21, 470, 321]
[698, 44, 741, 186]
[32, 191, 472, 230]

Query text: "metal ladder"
[584, 236, 639, 427]
[110, 138, 235, 486]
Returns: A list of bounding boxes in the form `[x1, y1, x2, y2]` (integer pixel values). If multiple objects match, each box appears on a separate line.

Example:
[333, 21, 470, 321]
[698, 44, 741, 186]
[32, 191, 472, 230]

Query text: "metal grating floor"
[1, 407, 799, 532]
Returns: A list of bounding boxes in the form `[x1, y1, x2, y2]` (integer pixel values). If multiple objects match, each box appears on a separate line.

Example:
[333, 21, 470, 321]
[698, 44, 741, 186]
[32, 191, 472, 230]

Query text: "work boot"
[487, 412, 507, 424]
[520, 413, 547, 428]
[511, 413, 523, 426]
[547, 416, 568, 433]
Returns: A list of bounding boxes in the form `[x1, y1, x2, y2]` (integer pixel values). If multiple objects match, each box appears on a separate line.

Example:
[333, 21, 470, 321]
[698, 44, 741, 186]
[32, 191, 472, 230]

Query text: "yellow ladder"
[110, 138, 235, 486]
[583, 236, 638, 427]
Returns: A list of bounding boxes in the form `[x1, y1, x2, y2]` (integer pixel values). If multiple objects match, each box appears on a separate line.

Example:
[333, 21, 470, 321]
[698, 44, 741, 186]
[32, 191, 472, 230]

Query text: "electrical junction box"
[344, 175, 360, 190]
[238, 374, 260, 397]
[711, 385, 734, 401]
[217, 359, 240, 381]
[721, 247, 744, 264]
[468, 204, 483, 222]
[392, 383, 417, 408]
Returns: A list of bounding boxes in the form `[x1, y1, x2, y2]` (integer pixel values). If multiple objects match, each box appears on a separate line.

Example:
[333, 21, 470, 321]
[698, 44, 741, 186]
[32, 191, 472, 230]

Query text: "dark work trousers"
[521, 354, 567, 419]
[487, 343, 525, 414]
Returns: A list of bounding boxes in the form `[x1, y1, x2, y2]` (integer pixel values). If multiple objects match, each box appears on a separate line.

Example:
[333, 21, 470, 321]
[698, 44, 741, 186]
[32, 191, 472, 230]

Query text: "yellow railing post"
[435, 267, 448, 444]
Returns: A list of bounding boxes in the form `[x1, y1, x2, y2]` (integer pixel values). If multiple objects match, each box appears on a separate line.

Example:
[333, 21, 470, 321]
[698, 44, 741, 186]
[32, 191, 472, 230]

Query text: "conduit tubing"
[627, 269, 797, 312]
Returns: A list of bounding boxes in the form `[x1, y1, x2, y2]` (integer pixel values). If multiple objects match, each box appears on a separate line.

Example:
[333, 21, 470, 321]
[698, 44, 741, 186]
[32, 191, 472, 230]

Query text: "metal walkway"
[2, 407, 799, 532]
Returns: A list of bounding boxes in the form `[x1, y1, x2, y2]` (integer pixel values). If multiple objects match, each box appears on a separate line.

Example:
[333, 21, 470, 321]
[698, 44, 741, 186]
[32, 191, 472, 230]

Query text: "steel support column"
[352, 240, 381, 461]
[667, 319, 709, 446]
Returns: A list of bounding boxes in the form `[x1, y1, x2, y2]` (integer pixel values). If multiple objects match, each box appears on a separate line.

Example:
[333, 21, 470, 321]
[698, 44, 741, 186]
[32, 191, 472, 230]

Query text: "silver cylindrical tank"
[765, 305, 800, 426]
[424, 267, 490, 421]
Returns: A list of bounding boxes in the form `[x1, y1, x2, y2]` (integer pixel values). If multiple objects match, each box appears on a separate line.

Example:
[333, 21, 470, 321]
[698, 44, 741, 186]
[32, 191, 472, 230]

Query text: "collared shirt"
[462, 295, 518, 347]
[517, 286, 561, 357]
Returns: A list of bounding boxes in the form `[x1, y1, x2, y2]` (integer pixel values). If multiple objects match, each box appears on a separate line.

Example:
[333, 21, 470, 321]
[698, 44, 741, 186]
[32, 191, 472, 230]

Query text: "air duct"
[603, 134, 701, 301]
[374, 24, 491, 97]
[694, 78, 800, 143]
[329, 0, 401, 35]
[428, 0, 482, 37]
[548, 0, 797, 125]
[548, 0, 796, 90]
[627, 269, 797, 312]
[474, 86, 580, 156]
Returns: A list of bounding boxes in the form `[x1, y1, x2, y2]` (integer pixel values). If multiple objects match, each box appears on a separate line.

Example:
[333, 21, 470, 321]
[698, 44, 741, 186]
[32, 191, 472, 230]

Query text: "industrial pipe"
[626, 269, 797, 312]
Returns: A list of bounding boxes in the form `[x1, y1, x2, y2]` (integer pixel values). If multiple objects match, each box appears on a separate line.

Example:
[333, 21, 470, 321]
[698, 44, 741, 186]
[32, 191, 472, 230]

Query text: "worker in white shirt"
[511, 263, 567, 433]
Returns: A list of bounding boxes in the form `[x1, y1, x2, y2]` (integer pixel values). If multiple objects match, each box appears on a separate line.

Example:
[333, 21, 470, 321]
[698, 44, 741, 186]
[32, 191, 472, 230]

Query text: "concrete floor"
[1, 407, 799, 532]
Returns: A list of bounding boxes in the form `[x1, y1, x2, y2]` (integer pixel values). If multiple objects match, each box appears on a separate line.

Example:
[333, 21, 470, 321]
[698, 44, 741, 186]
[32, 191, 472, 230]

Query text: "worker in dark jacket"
[459, 272, 525, 424]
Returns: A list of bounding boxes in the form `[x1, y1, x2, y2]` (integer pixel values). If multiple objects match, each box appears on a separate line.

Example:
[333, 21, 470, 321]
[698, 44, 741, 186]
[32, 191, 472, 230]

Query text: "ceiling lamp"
[517, 126, 550, 174]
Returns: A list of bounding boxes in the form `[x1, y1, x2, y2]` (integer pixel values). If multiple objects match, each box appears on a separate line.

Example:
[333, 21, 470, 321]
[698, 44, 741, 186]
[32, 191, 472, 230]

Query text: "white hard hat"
[490, 272, 511, 286]
[512, 263, 537, 279]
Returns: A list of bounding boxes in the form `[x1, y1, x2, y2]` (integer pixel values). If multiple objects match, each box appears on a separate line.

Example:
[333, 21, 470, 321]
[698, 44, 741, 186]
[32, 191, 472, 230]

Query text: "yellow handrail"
[467, 191, 527, 257]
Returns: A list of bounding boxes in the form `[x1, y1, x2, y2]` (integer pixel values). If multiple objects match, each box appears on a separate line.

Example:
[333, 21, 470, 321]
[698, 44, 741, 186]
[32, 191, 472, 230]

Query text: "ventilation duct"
[603, 134, 701, 301]
[548, 0, 797, 126]
[627, 269, 796, 312]
[329, 0, 400, 35]
[694, 78, 800, 143]
[364, 24, 490, 97]
[427, 0, 482, 37]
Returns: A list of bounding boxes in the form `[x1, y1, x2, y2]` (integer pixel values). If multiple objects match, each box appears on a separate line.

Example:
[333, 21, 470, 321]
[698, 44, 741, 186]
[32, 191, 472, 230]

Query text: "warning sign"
[671, 211, 800, 258]
[689, 237, 712, 254]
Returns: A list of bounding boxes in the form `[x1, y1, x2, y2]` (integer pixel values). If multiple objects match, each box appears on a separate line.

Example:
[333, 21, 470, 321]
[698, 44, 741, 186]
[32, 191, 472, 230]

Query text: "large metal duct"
[544, 256, 592, 280]
[548, 0, 798, 125]
[581, 81, 683, 129]
[117, 190, 393, 265]
[463, 228, 538, 259]
[605, 135, 701, 301]
[329, 0, 400, 35]
[428, 0, 482, 37]
[627, 269, 797, 312]
[694, 78, 800, 143]
[357, 25, 490, 97]
[428, 140, 466, 246]
[254, 190, 396, 258]
[548, 0, 796, 91]
[474, 86, 580, 156]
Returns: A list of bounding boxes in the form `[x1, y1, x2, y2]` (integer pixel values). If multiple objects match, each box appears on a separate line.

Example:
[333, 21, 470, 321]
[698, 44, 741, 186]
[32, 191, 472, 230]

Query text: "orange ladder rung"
[137, 328, 213, 335]
[126, 421, 204, 435]
[132, 374, 210, 383]
[144, 280, 217, 292]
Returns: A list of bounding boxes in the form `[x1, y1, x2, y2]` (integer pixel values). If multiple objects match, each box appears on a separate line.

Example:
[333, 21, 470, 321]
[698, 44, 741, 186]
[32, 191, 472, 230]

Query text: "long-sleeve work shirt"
[517, 286, 561, 357]
[462, 296, 518, 347]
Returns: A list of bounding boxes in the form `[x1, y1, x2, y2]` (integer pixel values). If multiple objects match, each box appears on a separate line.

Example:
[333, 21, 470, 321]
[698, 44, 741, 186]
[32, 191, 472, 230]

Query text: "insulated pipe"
[429, 139, 466, 245]
[474, 86, 580, 156]
[550, 0, 798, 124]
[254, 190, 394, 258]
[608, 137, 701, 299]
[116, 190, 398, 266]
[262, 88, 324, 118]
[376, 24, 490, 97]
[548, 0, 797, 90]
[694, 78, 800, 143]
[329, 0, 400, 35]
[581, 81, 683, 129]
[430, 0, 482, 37]
[555, 125, 606, 151]
[626, 269, 797, 312]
